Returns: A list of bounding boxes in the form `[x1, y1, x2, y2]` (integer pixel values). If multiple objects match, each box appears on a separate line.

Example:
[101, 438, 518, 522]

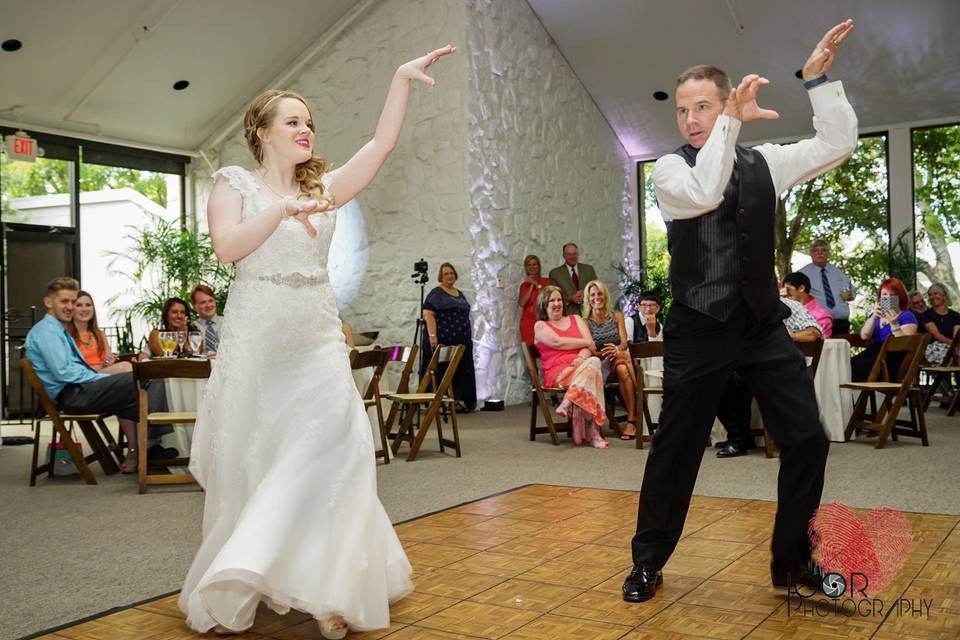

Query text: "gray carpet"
[1, 404, 958, 639]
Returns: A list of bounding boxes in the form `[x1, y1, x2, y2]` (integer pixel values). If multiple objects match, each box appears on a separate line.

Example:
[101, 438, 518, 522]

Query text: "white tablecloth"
[161, 354, 391, 455]
[637, 338, 853, 443]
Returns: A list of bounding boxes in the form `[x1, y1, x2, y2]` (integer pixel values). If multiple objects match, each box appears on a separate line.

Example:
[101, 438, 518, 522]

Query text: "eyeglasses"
[638, 302, 659, 308]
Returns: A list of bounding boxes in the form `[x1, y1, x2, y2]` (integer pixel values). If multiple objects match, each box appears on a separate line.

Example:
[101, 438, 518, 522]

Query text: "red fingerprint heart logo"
[809, 503, 913, 593]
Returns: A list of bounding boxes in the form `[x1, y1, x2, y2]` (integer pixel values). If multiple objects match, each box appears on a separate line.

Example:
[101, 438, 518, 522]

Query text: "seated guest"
[190, 284, 223, 354]
[920, 283, 960, 364]
[25, 277, 166, 473]
[584, 280, 639, 440]
[548, 243, 598, 317]
[534, 285, 608, 448]
[148, 297, 198, 357]
[68, 290, 130, 373]
[908, 290, 929, 321]
[627, 292, 664, 342]
[799, 238, 856, 334]
[851, 277, 918, 381]
[783, 272, 832, 338]
[716, 293, 822, 459]
[518, 254, 551, 345]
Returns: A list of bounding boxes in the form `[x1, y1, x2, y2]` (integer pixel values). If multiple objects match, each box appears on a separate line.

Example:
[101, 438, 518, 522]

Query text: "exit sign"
[4, 133, 39, 162]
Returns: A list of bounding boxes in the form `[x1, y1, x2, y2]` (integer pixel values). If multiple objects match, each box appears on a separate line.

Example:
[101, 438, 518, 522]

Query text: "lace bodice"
[214, 166, 336, 283]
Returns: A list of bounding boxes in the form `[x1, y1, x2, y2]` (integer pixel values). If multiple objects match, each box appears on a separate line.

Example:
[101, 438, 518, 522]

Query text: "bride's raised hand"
[397, 45, 457, 86]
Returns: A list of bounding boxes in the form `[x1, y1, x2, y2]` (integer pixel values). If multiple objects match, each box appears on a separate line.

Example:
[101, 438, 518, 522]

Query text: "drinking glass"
[188, 330, 203, 356]
[176, 331, 186, 356]
[159, 331, 177, 358]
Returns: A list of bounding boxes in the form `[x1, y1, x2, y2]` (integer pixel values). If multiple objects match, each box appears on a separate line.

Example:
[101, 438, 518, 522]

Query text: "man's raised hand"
[803, 19, 854, 81]
[724, 74, 780, 124]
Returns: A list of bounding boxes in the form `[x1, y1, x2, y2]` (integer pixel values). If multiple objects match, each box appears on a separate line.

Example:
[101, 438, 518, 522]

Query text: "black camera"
[411, 259, 429, 284]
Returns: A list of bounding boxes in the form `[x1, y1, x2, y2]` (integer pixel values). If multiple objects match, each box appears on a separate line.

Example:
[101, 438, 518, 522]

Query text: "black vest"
[666, 144, 779, 322]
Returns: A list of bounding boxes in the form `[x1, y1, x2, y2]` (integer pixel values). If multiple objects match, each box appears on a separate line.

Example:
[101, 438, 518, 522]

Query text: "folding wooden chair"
[841, 333, 930, 448]
[132, 359, 211, 493]
[920, 330, 960, 414]
[388, 344, 465, 462]
[380, 344, 419, 442]
[753, 337, 825, 458]
[628, 341, 664, 450]
[21, 359, 121, 485]
[350, 348, 391, 464]
[521, 343, 572, 445]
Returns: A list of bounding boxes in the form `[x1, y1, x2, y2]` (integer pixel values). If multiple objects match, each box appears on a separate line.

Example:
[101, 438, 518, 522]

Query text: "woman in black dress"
[421, 262, 477, 412]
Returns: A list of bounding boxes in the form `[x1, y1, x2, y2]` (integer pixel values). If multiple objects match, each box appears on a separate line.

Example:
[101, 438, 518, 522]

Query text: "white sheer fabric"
[178, 166, 411, 633]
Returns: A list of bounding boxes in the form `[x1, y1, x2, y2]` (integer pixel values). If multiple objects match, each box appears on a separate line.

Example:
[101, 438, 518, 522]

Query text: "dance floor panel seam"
[29, 484, 960, 640]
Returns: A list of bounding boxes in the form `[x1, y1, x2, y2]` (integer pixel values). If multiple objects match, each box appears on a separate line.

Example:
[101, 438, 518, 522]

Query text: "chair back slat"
[628, 341, 664, 361]
[937, 330, 960, 366]
[796, 337, 825, 380]
[350, 348, 389, 401]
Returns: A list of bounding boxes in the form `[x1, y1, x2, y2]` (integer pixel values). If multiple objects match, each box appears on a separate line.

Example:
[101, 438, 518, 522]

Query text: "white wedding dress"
[179, 166, 412, 633]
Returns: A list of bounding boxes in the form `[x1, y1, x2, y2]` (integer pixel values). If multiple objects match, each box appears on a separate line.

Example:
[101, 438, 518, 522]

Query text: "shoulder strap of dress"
[213, 166, 259, 197]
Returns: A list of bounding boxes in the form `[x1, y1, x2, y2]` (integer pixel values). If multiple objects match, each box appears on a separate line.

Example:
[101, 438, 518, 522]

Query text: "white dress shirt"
[652, 81, 858, 221]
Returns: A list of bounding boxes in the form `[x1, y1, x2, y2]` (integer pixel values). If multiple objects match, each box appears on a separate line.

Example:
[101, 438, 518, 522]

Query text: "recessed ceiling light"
[653, 91, 669, 101]
[2, 39, 22, 52]
[173, 80, 190, 91]
[795, 69, 803, 79]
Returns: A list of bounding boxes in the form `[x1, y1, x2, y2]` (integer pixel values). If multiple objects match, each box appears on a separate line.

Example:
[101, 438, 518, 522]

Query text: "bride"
[178, 45, 457, 637]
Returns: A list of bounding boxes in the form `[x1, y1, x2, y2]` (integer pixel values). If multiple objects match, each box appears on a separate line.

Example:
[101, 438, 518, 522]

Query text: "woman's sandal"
[620, 422, 638, 440]
[318, 617, 349, 640]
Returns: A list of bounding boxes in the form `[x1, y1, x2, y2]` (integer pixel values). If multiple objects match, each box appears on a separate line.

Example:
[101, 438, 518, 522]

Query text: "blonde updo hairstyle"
[243, 89, 330, 200]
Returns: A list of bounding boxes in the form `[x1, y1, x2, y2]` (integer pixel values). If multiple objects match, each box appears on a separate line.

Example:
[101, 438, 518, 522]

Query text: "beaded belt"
[256, 272, 327, 288]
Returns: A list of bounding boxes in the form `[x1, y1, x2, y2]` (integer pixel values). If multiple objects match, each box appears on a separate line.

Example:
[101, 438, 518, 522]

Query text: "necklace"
[78, 330, 94, 346]
[256, 169, 299, 200]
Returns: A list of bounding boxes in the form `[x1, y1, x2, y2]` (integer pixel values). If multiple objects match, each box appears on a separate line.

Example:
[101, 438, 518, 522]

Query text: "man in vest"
[622, 20, 858, 603]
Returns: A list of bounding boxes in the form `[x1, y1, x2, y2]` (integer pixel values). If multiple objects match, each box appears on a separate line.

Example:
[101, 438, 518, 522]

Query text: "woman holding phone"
[851, 277, 917, 381]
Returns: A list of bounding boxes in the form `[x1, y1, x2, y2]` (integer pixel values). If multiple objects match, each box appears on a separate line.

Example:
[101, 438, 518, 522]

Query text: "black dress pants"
[631, 302, 829, 570]
[715, 372, 755, 449]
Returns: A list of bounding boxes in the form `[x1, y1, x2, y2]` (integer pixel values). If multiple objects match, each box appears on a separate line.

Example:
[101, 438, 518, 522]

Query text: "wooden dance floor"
[36, 485, 959, 639]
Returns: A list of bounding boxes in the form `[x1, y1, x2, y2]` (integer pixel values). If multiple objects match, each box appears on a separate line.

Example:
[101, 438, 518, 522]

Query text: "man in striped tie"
[190, 284, 223, 354]
[799, 239, 856, 335]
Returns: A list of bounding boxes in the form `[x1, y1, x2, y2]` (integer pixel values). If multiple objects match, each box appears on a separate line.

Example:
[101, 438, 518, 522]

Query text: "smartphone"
[879, 296, 898, 314]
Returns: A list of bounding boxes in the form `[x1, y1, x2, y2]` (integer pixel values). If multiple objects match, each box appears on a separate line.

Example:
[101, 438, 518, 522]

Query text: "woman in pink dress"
[534, 285, 608, 448]
[518, 254, 551, 345]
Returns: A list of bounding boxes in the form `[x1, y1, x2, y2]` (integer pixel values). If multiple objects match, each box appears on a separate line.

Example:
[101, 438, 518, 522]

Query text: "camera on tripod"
[411, 259, 429, 285]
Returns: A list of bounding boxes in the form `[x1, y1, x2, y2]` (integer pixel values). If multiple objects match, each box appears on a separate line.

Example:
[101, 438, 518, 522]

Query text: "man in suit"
[548, 243, 598, 317]
[621, 20, 857, 603]
[190, 284, 224, 354]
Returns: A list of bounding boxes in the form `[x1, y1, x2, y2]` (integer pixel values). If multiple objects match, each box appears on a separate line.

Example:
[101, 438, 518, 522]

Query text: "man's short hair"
[190, 284, 216, 305]
[676, 65, 731, 101]
[45, 277, 79, 297]
[810, 239, 830, 251]
[562, 242, 578, 253]
[783, 272, 812, 294]
[638, 291, 661, 306]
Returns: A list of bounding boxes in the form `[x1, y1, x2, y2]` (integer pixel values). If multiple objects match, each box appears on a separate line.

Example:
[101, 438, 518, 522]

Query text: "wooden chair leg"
[874, 393, 899, 449]
[762, 426, 776, 458]
[450, 403, 462, 458]
[376, 399, 390, 465]
[30, 418, 44, 486]
[56, 420, 97, 485]
[916, 393, 930, 446]
[76, 419, 119, 475]
[436, 408, 446, 454]
[137, 421, 149, 494]
[529, 393, 538, 441]
[407, 402, 443, 462]
[948, 385, 960, 416]
[391, 406, 417, 456]
[97, 418, 124, 465]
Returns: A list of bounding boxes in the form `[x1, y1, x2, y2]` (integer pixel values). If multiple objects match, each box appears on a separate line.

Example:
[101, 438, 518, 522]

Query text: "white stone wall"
[194, 0, 635, 406]
[466, 0, 634, 404]
[194, 0, 471, 349]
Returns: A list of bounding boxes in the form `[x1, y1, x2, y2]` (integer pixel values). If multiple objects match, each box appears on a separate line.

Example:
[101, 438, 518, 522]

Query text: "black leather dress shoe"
[622, 564, 663, 602]
[716, 443, 750, 458]
[771, 560, 822, 589]
[713, 439, 730, 449]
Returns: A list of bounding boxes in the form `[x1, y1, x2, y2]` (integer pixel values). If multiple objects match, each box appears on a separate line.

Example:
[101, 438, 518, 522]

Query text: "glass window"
[1, 155, 76, 226]
[913, 123, 960, 304]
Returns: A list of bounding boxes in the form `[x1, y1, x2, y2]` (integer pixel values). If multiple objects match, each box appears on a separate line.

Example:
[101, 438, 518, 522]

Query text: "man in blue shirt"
[799, 239, 856, 335]
[25, 277, 166, 473]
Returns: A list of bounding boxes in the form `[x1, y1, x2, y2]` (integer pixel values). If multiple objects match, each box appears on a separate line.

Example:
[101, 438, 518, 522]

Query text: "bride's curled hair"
[243, 89, 330, 200]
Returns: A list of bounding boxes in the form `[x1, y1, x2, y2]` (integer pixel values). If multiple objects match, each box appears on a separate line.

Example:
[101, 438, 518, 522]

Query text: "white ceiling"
[528, 0, 960, 158]
[0, 0, 362, 154]
[2, 1, 959, 158]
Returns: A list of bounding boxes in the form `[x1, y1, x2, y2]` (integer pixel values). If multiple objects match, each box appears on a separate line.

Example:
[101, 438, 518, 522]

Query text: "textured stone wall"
[194, 0, 635, 405]
[466, 0, 634, 404]
[194, 0, 471, 349]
